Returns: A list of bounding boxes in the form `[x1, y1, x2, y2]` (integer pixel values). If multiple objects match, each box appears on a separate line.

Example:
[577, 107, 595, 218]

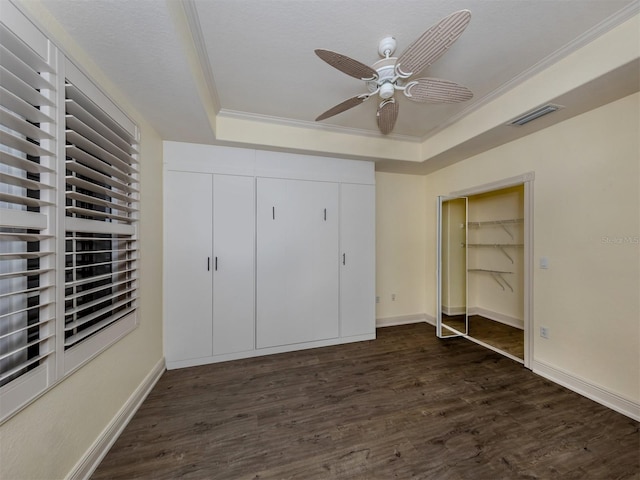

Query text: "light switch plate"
[540, 257, 549, 269]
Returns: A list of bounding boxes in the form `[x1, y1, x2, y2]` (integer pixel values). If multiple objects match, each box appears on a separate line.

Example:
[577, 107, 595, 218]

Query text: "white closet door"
[212, 174, 255, 354]
[306, 180, 340, 341]
[340, 184, 376, 337]
[164, 171, 213, 361]
[256, 178, 339, 348]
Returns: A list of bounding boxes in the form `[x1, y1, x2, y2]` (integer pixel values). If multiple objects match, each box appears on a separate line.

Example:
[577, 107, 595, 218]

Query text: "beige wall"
[0, 4, 165, 480]
[375, 173, 428, 320]
[425, 93, 639, 403]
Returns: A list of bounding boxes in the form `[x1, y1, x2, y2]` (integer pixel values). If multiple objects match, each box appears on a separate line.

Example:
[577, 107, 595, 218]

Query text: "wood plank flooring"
[442, 315, 524, 360]
[92, 324, 639, 479]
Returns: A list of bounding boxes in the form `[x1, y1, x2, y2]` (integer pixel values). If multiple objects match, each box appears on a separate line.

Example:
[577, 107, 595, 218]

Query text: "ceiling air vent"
[508, 104, 563, 126]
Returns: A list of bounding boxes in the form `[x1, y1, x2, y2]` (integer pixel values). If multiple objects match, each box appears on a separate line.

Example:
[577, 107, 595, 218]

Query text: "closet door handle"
[272, 206, 275, 220]
[324, 208, 327, 221]
[342, 253, 346, 265]
[215, 256, 218, 271]
[207, 257, 210, 271]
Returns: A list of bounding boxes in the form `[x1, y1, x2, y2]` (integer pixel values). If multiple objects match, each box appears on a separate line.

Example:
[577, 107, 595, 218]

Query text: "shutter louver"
[2, 4, 142, 421]
[64, 79, 139, 349]
[0, 22, 56, 387]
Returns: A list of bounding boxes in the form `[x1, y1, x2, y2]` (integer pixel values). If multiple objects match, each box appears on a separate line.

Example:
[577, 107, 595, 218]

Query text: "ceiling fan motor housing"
[367, 57, 403, 98]
[378, 36, 397, 57]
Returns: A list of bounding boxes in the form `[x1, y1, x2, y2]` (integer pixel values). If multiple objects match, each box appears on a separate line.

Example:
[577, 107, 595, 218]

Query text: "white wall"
[425, 93, 640, 405]
[0, 5, 165, 479]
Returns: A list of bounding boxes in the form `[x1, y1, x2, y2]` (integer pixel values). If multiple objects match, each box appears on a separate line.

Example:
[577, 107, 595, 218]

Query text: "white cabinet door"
[164, 171, 213, 361]
[212, 175, 255, 354]
[256, 178, 339, 348]
[340, 184, 376, 337]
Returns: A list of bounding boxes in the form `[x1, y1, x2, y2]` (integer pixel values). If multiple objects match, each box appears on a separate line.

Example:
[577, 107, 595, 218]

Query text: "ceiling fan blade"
[316, 95, 369, 121]
[395, 10, 471, 77]
[376, 99, 399, 135]
[315, 49, 378, 81]
[404, 77, 473, 103]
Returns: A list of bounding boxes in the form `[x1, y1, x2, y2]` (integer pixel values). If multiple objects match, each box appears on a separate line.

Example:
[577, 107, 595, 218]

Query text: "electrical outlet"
[540, 326, 549, 339]
[391, 293, 396, 301]
[376, 296, 380, 304]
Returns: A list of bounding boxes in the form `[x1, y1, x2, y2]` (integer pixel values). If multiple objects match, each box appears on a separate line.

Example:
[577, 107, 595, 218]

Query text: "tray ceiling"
[34, 0, 639, 154]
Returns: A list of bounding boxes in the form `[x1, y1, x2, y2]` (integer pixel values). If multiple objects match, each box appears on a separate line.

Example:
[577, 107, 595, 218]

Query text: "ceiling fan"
[314, 10, 473, 135]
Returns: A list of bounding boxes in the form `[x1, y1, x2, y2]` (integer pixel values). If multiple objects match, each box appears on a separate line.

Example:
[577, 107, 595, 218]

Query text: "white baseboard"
[468, 306, 524, 330]
[532, 359, 640, 422]
[376, 313, 436, 328]
[68, 357, 166, 480]
[442, 306, 465, 316]
[166, 333, 375, 370]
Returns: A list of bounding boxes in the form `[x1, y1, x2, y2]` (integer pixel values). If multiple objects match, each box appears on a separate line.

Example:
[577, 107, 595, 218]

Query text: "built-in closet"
[163, 142, 376, 370]
[437, 184, 526, 364]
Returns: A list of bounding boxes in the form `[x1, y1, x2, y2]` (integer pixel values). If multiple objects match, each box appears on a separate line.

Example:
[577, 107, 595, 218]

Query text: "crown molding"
[181, 0, 221, 114]
[217, 109, 422, 143]
[420, 2, 640, 142]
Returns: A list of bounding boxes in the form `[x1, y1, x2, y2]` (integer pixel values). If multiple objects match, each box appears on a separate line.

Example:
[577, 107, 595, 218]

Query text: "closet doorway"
[436, 173, 533, 367]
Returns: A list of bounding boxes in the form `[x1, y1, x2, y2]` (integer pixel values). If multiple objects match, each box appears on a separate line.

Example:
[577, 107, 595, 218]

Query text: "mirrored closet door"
[436, 196, 468, 338]
[437, 186, 526, 364]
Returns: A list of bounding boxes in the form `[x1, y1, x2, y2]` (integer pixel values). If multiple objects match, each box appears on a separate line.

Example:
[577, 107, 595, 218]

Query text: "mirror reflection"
[440, 197, 467, 337]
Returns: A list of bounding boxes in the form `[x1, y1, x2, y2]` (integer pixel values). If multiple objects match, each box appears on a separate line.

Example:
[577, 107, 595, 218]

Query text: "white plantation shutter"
[0, 17, 56, 413]
[1, 3, 140, 421]
[64, 71, 139, 355]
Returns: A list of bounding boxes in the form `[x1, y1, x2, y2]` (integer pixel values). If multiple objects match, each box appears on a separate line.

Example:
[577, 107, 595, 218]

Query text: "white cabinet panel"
[213, 175, 255, 354]
[340, 184, 376, 337]
[164, 171, 213, 361]
[256, 178, 339, 348]
[164, 143, 375, 369]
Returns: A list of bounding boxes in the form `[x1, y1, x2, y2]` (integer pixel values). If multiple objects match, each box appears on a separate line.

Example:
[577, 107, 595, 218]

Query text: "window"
[0, 4, 139, 421]
[62, 63, 139, 373]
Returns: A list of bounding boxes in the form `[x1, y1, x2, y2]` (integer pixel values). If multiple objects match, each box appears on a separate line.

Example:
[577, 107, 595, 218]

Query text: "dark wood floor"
[442, 315, 524, 360]
[92, 324, 639, 480]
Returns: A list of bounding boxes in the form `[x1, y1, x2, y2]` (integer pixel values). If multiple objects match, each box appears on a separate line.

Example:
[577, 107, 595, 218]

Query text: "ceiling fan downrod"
[378, 36, 397, 58]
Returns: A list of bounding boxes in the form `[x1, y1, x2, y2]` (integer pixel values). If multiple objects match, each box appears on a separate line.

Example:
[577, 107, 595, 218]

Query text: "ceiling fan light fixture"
[379, 82, 395, 99]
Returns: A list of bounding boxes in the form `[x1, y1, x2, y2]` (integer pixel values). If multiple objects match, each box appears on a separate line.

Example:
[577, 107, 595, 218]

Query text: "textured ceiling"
[36, 0, 638, 147]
